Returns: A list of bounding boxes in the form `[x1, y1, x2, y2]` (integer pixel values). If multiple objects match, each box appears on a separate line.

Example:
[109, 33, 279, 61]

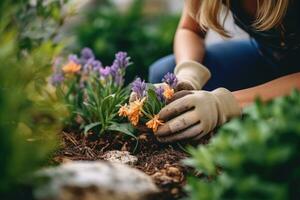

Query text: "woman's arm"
[174, 2, 206, 64]
[233, 72, 300, 108]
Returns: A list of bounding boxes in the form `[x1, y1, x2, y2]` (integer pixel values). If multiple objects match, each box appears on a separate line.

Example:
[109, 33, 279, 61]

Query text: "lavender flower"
[92, 60, 102, 71]
[110, 62, 119, 77]
[83, 58, 95, 73]
[155, 86, 165, 102]
[113, 51, 131, 70]
[51, 73, 64, 86]
[68, 54, 80, 64]
[81, 47, 95, 61]
[131, 78, 147, 99]
[114, 73, 124, 86]
[99, 66, 111, 78]
[162, 72, 178, 89]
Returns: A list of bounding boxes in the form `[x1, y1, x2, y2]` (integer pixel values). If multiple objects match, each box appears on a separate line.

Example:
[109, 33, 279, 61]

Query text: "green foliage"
[184, 91, 300, 200]
[52, 49, 133, 137]
[0, 1, 67, 198]
[15, 0, 73, 50]
[74, 0, 179, 82]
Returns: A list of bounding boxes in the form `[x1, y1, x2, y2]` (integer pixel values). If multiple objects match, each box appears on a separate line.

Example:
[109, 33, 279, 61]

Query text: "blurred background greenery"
[67, 0, 180, 82]
[0, 0, 69, 198]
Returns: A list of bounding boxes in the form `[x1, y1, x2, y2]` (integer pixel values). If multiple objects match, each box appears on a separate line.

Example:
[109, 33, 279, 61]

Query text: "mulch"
[52, 129, 212, 200]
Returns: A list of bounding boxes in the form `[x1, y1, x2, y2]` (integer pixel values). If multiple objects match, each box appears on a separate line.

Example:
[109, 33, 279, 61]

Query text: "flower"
[51, 73, 64, 86]
[68, 54, 80, 64]
[163, 85, 174, 100]
[92, 60, 102, 71]
[81, 47, 95, 61]
[113, 51, 131, 69]
[127, 97, 146, 126]
[155, 86, 165, 102]
[128, 112, 140, 126]
[110, 62, 119, 77]
[162, 72, 178, 89]
[146, 115, 164, 132]
[83, 58, 95, 73]
[62, 61, 81, 74]
[114, 73, 124, 86]
[131, 78, 147, 99]
[118, 104, 129, 117]
[99, 66, 111, 78]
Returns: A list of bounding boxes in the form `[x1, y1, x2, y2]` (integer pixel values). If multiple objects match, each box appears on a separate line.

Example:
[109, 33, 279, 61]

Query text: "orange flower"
[128, 112, 140, 126]
[163, 85, 174, 100]
[62, 61, 81, 74]
[127, 97, 146, 126]
[146, 115, 164, 133]
[118, 104, 129, 117]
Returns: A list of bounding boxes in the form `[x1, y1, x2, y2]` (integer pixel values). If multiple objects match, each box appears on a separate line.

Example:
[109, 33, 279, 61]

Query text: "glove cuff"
[174, 61, 211, 90]
[212, 88, 242, 124]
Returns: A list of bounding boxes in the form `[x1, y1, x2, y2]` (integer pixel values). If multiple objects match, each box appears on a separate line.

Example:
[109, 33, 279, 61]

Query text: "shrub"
[184, 91, 300, 200]
[73, 0, 179, 82]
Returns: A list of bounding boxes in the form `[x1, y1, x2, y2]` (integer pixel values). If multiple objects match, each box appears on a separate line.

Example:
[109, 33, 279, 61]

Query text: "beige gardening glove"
[155, 88, 242, 143]
[174, 61, 211, 91]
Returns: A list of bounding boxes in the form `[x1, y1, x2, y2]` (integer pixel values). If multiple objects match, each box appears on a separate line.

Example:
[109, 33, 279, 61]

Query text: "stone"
[34, 161, 159, 200]
[102, 150, 138, 166]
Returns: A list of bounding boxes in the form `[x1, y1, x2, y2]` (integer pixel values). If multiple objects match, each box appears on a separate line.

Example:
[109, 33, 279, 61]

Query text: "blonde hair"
[187, 0, 289, 37]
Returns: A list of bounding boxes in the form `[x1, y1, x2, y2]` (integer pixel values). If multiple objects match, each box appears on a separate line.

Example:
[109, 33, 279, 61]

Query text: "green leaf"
[83, 122, 101, 136]
[107, 123, 137, 139]
[146, 88, 162, 114]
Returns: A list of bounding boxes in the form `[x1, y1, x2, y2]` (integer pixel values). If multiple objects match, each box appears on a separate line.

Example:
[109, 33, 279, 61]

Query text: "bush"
[0, 1, 67, 198]
[73, 0, 179, 82]
[184, 91, 300, 200]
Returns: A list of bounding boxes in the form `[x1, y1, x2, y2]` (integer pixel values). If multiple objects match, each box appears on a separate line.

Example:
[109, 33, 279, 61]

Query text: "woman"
[151, 0, 300, 143]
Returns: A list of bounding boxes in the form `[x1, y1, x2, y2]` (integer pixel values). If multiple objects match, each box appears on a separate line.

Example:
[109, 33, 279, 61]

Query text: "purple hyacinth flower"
[92, 60, 103, 71]
[68, 54, 80, 64]
[162, 72, 178, 89]
[51, 73, 64, 86]
[99, 66, 111, 78]
[155, 86, 165, 102]
[114, 73, 124, 86]
[113, 51, 131, 69]
[110, 63, 119, 77]
[131, 78, 147, 99]
[83, 58, 95, 73]
[81, 47, 95, 61]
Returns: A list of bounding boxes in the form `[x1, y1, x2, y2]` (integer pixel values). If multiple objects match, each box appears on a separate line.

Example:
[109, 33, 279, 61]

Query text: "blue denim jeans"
[149, 39, 299, 91]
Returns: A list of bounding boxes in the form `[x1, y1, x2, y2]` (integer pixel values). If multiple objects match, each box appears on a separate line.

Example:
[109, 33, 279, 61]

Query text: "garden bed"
[53, 130, 212, 200]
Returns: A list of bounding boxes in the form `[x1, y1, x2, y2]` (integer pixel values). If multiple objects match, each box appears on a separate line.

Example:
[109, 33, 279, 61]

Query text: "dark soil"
[53, 130, 211, 200]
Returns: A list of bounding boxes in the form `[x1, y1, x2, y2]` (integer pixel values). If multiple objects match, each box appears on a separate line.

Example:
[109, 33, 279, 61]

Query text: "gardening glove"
[155, 88, 242, 143]
[174, 61, 211, 91]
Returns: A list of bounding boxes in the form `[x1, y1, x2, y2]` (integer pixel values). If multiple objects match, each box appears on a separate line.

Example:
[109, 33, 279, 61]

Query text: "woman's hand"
[155, 88, 242, 143]
[174, 61, 211, 91]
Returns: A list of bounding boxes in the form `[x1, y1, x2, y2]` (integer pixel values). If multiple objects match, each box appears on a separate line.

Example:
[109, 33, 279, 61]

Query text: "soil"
[53, 129, 212, 200]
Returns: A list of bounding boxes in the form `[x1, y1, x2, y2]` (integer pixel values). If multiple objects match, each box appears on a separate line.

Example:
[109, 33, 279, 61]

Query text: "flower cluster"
[50, 48, 132, 136]
[51, 48, 131, 87]
[119, 73, 178, 132]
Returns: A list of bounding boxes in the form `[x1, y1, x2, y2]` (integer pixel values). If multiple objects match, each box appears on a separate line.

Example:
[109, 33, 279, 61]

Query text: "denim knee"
[148, 55, 176, 83]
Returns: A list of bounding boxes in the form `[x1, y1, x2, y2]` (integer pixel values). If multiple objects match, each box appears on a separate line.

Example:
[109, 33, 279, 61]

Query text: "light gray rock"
[102, 150, 138, 166]
[34, 161, 159, 200]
